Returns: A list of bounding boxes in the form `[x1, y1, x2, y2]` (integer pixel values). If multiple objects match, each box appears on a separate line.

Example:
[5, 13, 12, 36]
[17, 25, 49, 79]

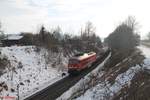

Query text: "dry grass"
[112, 70, 150, 100]
[102, 49, 144, 85]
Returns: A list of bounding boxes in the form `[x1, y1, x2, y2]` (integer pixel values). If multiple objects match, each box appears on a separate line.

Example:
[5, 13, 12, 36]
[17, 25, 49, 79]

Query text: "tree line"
[104, 16, 140, 53]
[19, 22, 102, 54]
[0, 16, 141, 55]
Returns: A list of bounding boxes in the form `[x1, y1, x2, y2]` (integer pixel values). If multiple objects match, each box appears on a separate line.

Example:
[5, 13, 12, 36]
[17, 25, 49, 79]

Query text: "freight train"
[68, 52, 96, 74]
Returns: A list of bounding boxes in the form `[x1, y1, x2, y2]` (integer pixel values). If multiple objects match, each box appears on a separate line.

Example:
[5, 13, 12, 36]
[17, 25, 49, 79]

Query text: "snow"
[138, 45, 150, 58]
[0, 46, 68, 100]
[4, 34, 23, 40]
[0, 45, 149, 100]
[72, 52, 96, 61]
[138, 45, 150, 70]
[76, 65, 141, 100]
[75, 45, 150, 100]
[78, 53, 90, 60]
[110, 65, 141, 91]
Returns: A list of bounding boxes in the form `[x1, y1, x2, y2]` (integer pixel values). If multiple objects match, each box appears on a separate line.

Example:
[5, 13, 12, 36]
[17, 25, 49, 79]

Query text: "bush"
[20, 33, 34, 45]
[0, 55, 10, 75]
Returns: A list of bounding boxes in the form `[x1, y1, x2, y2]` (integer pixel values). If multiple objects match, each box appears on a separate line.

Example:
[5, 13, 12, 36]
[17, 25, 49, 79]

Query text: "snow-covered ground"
[57, 45, 150, 100]
[0, 46, 68, 100]
[138, 45, 150, 58]
[75, 45, 150, 100]
[0, 45, 149, 100]
[138, 45, 150, 70]
[75, 65, 141, 100]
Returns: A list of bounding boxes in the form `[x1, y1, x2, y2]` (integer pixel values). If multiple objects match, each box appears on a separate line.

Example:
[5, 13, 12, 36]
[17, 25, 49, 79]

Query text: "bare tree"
[105, 16, 140, 52]
[82, 21, 96, 39]
[0, 21, 5, 41]
[0, 21, 1, 31]
[81, 21, 102, 52]
[52, 26, 62, 41]
[124, 16, 139, 32]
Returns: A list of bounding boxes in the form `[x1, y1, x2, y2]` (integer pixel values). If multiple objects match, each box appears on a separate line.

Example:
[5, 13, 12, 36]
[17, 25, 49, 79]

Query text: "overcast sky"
[0, 0, 149, 38]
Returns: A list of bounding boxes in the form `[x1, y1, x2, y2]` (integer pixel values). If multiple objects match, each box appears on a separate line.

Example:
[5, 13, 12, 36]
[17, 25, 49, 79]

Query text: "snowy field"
[0, 46, 68, 100]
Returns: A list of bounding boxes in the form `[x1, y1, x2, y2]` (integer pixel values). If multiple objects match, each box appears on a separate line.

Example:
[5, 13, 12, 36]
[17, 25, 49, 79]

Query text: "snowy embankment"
[76, 65, 141, 100]
[58, 46, 148, 100]
[57, 52, 111, 100]
[74, 45, 149, 100]
[0, 46, 68, 100]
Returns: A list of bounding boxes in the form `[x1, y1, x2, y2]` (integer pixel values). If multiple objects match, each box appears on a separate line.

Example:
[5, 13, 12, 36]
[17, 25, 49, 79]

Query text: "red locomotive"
[68, 52, 96, 74]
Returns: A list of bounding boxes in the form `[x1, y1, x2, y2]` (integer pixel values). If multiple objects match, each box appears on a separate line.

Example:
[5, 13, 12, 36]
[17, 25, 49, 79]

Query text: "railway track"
[25, 50, 110, 100]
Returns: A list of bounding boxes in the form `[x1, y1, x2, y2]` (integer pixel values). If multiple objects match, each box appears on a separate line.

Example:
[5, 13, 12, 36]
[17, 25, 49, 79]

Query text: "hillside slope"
[75, 45, 150, 100]
[57, 46, 146, 100]
[0, 46, 68, 99]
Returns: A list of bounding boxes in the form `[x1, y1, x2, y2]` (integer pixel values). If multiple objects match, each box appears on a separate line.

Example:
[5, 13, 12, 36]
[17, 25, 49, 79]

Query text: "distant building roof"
[3, 34, 23, 40]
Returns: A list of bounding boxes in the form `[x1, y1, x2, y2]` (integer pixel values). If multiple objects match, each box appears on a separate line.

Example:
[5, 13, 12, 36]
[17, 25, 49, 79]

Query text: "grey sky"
[0, 0, 149, 38]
